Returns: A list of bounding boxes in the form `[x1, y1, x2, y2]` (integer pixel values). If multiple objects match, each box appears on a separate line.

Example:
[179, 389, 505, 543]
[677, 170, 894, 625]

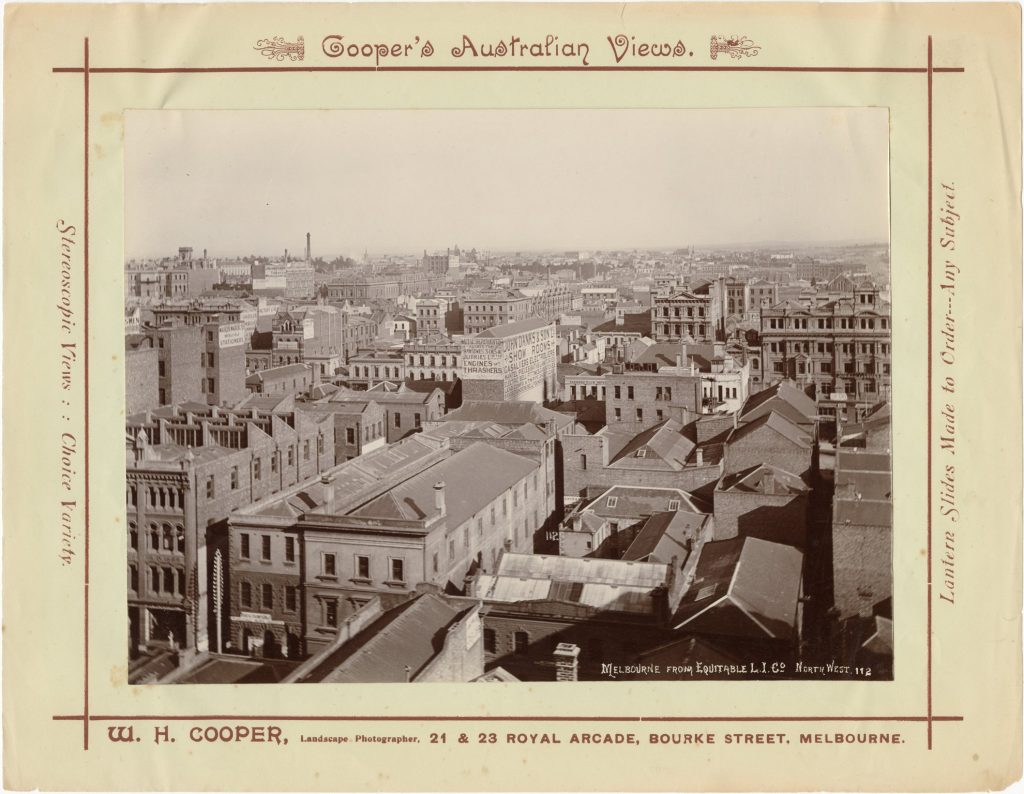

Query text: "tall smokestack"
[306, 232, 311, 263]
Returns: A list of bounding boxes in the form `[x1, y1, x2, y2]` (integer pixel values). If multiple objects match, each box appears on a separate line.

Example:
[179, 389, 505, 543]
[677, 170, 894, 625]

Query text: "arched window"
[128, 522, 138, 551]
[162, 523, 174, 551]
[149, 524, 160, 550]
[175, 525, 185, 554]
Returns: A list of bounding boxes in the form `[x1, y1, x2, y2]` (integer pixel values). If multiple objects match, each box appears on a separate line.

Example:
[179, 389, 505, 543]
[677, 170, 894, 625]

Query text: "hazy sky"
[125, 108, 889, 259]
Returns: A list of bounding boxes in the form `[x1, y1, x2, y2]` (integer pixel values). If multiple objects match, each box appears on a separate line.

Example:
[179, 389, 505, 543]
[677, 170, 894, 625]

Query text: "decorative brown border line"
[54, 64, 963, 74]
[52, 36, 959, 753]
[53, 714, 964, 723]
[81, 37, 91, 753]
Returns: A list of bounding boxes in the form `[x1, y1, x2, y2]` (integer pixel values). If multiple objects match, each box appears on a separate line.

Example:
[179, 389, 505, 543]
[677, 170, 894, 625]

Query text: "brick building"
[130, 318, 247, 410]
[126, 401, 336, 655]
[561, 418, 725, 503]
[318, 386, 444, 443]
[723, 411, 815, 479]
[603, 370, 702, 433]
[713, 463, 809, 547]
[404, 337, 461, 382]
[461, 318, 558, 403]
[297, 398, 387, 463]
[347, 352, 406, 389]
[125, 336, 159, 414]
[229, 440, 549, 656]
[245, 363, 316, 396]
[519, 283, 576, 322]
[462, 289, 532, 335]
[831, 450, 892, 619]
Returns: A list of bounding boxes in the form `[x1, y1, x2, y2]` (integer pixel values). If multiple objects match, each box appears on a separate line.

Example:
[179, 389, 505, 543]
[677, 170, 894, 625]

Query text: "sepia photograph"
[123, 108, 893, 685]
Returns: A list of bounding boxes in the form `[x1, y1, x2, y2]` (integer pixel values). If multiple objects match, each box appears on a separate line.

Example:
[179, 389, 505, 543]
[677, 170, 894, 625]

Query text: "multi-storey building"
[245, 363, 316, 396]
[415, 297, 449, 338]
[404, 338, 461, 382]
[228, 438, 549, 656]
[603, 370, 702, 433]
[327, 271, 444, 301]
[463, 289, 532, 335]
[126, 402, 336, 655]
[461, 318, 558, 403]
[423, 248, 459, 274]
[651, 289, 712, 342]
[347, 352, 406, 389]
[519, 284, 576, 322]
[316, 386, 445, 443]
[759, 283, 891, 410]
[151, 299, 257, 333]
[129, 319, 247, 410]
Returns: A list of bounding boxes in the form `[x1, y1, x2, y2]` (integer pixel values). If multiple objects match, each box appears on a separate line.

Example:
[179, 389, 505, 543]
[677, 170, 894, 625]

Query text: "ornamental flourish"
[254, 35, 305, 62]
[709, 35, 761, 60]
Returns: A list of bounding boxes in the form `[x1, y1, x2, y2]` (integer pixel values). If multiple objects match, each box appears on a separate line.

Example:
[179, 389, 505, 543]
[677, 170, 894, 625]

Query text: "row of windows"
[239, 533, 296, 564]
[127, 485, 184, 510]
[405, 354, 458, 367]
[657, 306, 706, 318]
[239, 580, 298, 612]
[345, 422, 383, 446]
[765, 317, 889, 330]
[319, 552, 405, 583]
[768, 342, 891, 355]
[128, 522, 185, 554]
[204, 439, 324, 498]
[612, 406, 670, 422]
[655, 323, 709, 335]
[352, 364, 403, 379]
[771, 359, 891, 377]
[128, 564, 185, 596]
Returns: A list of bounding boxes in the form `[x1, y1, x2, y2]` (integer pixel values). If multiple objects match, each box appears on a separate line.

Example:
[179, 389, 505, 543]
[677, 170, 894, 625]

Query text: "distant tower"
[305, 232, 311, 263]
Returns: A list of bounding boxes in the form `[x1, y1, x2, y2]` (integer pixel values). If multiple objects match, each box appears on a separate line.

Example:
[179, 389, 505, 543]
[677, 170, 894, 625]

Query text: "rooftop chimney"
[762, 471, 776, 495]
[321, 474, 336, 513]
[695, 447, 704, 467]
[553, 643, 580, 682]
[433, 481, 446, 517]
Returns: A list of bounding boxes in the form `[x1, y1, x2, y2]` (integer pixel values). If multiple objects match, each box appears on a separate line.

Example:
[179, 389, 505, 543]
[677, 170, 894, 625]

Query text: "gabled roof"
[717, 463, 809, 495]
[476, 553, 668, 615]
[740, 380, 818, 425]
[444, 400, 573, 431]
[623, 511, 709, 564]
[351, 442, 537, 527]
[295, 594, 468, 683]
[588, 485, 709, 518]
[673, 537, 803, 640]
[609, 420, 695, 470]
[729, 410, 813, 449]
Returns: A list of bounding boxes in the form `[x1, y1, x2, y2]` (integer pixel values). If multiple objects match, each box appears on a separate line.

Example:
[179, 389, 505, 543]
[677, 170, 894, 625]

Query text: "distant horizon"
[126, 109, 890, 260]
[129, 238, 890, 263]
